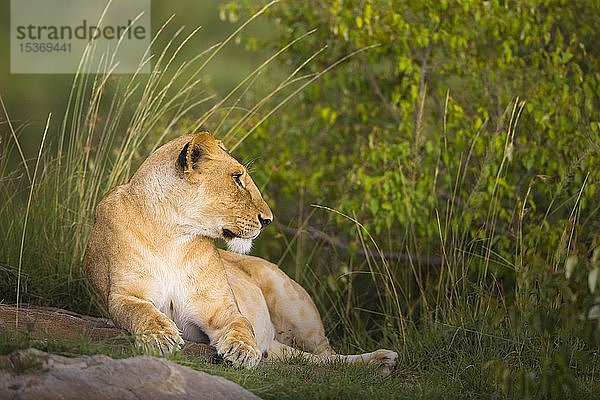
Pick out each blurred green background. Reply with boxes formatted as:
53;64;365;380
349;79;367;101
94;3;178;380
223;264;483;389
0;0;276;154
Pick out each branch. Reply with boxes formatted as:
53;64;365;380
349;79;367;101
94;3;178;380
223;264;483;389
358;53;402;125
274;221;442;267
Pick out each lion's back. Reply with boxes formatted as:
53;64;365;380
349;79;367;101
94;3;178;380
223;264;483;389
84;184;131;302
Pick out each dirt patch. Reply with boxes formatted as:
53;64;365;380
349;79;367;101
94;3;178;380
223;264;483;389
0;304;217;360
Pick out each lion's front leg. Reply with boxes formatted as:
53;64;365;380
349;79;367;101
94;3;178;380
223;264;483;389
109;292;185;355
213;317;262;368
189;284;262;369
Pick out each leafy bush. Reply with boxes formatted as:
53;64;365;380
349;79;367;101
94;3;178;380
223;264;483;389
229;0;599;305
233;0;598;254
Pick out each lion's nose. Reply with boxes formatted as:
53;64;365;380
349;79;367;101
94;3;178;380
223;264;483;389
258;214;272;229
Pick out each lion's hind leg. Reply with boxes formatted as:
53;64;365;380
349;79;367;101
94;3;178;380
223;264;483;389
225;253;335;355
266;340;398;378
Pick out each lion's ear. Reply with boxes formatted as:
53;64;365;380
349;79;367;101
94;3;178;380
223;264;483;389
177;132;219;179
216;139;229;153
177;141;194;172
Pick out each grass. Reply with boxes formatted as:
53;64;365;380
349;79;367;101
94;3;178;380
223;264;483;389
2;320;597;399
1;4;599;400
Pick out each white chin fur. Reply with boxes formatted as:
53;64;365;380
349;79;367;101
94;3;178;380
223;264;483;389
227;237;252;254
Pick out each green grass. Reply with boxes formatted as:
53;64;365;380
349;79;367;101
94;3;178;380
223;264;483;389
1;5;599;400
2;322;598;399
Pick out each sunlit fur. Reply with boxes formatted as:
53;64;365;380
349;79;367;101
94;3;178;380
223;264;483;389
227;237;253;254
84;132;397;375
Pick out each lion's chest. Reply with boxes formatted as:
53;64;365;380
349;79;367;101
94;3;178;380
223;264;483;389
142;247;213;323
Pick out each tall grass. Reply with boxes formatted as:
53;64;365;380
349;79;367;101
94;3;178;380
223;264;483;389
0;1;341;315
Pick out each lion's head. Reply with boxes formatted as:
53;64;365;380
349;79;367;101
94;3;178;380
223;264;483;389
130;131;272;254
173;132;273;253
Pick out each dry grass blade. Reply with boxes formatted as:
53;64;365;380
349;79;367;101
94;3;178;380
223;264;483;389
15;114;51;327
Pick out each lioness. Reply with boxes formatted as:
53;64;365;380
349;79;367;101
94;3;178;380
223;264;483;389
84;131;398;376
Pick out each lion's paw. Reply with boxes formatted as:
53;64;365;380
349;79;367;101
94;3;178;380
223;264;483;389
135;331;185;356
216;334;262;369
369;349;398;378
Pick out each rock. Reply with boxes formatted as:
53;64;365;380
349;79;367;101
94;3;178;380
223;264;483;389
0;348;261;400
0;304;128;343
0;304;217;360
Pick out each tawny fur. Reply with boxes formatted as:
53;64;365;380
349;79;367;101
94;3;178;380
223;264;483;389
84;132;398;376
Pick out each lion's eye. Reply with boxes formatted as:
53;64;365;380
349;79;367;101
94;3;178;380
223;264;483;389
232;173;244;188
